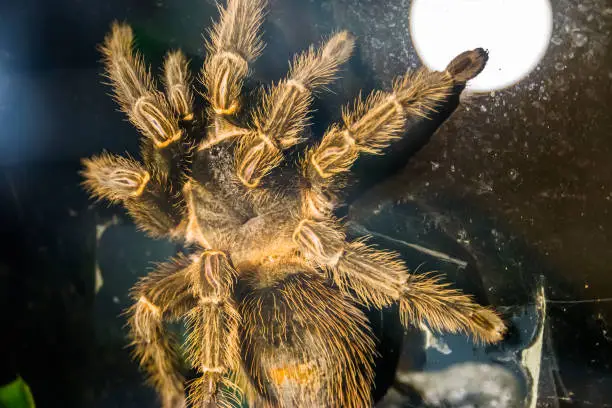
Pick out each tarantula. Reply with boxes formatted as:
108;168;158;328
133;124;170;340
82;0;506;406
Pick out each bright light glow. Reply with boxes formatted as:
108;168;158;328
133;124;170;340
410;0;553;92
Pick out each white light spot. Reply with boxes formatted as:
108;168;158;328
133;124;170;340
410;0;553;92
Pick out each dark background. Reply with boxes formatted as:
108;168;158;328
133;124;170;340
0;0;611;407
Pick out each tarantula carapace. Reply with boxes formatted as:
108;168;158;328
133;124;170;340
82;0;506;406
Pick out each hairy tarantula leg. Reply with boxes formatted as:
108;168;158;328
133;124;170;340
127;257;197;408
185;250;243;407
101;22;189;200
81;153;183;238
343;49;489;205
102;22;182;150
132;255;198;321
200;0;265;121
163;50;194;122
128;298;186;408
300;49;486;219
293;219;403;308
199;0;266;152
337;241;505;344
293;219;506;343
254;30;356;150
399;271;506;344
235;31;355;188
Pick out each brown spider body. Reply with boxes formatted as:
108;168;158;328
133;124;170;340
82;1;505;406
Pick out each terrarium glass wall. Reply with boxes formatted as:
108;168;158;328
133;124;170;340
0;0;610;407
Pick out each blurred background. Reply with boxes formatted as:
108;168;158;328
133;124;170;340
0;0;610;407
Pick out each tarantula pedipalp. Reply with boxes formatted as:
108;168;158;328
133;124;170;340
82;0;506;406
